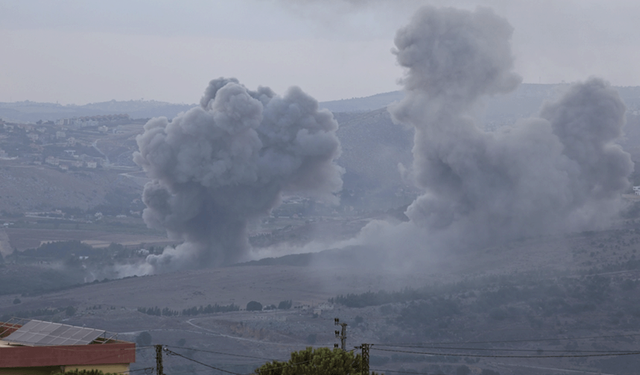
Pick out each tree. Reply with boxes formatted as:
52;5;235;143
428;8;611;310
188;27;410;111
65;306;77;317
278;300;293;310
247;301;263;311
136;331;152;346
255;346;381;375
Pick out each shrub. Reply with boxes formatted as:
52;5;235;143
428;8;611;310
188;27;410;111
246;301;263;311
65;306;77;317
136;331;152;346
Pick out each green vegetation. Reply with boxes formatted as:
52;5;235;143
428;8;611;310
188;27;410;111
246;301;263;311
254;347;381;375
137;303;240;317
182;303;240;315
65;306;77;317
278;300;292;310
1;307;65;322
329;288;424;307
329;267;640;342
135;331;152;346
0;240;153;296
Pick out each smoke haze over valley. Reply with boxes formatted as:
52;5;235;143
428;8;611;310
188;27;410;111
4;2;640;375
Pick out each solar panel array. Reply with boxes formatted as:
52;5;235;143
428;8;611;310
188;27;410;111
4;320;105;346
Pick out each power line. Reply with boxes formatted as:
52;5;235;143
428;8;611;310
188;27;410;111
122;367;154;374
159;344;337;375
376;331;640;346
164;345;276;361
371;347;640;359
253;348;358;373
372;344;634;354
164;348;244;375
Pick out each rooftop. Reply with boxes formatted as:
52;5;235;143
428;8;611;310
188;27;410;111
0;319;135;369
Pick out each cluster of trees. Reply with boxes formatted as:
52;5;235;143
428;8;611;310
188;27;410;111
329;269;640;337
330;289;425;308
182;303;240;315
137;303;240;317
137;306;179;316
250;347;503;375
246;301;263;311
0;307;62;322
1;305;78;322
42;347;502;375
254;347;381;375
137;299;295;316
246;300;294;311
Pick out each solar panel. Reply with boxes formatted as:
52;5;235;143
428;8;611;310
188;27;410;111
4;320;105;346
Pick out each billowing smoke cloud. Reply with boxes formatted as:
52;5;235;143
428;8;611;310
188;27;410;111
388;6;633;249
133;78;343;272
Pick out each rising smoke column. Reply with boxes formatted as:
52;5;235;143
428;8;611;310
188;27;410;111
390;6;633;248
134;78;342;271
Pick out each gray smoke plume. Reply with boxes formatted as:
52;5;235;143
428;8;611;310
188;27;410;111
389;6;633;249
133;78;343;272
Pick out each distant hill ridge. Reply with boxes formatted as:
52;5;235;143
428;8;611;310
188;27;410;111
3;83;640;123
320;83;640;113
0;100;195;123
319;91;404;113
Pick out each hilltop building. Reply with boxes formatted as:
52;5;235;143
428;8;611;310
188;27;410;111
0;319;135;375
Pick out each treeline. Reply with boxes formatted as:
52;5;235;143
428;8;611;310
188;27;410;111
330;270;640;335
0;305;79;322
137;303;240;317
0;307;62;322
329;288;425;308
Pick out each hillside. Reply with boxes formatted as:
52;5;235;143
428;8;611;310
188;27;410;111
2;84;640;374
3;225;640;374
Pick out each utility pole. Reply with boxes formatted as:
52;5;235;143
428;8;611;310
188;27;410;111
155;345;164;375
359;343;370;375
334;318;347;350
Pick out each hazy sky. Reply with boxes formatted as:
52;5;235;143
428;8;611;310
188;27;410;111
1;0;639;105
